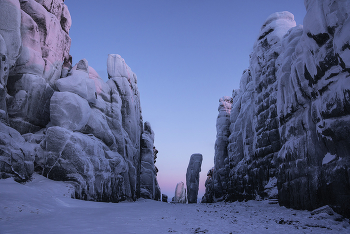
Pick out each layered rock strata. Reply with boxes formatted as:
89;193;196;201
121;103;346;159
186;153;203;203
204;0;350;217
0;0;160;202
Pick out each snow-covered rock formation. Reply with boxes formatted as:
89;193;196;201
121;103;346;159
0;0;160;202
204;0;350;218
173;181;187;203
213;96;232;201
186;153;203;203
140;121;161;200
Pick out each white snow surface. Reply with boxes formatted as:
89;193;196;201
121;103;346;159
1;174;349;234
322;153;337;165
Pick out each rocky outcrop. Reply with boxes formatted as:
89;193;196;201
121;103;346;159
201;168;214;203
186;153;203;203
173;181;187;203
276;0;350;217
0;0;160;203
212;96;232;201
140;121;160;200
204;0;350;218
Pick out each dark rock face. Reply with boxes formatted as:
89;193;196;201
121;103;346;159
204;1;350;218
201;168;214;203
276;0;350;217
0;0;160;203
140;122;160;200
162;194;168;203
186;153;203;203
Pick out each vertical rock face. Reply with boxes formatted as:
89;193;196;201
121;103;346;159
213;96;232;201
140;121;160;200
0;1;160;203
201;168;214;203
186;153;203;203
205;0;350;218
276;0;350;216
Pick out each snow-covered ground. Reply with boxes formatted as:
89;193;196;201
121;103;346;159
1;174;349;234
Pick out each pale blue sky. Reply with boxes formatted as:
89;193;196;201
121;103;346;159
65;0;306;200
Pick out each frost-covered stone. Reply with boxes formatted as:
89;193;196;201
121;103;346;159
0;122;34;181
6;74;54;134
174;181;187;203
212;96;232;201
81;108;115;147
13;10;45;76
0;0;21;68
204;2;350;218
55;60;97;104
50;91;91;131
37;126;130;202
60;4;71;34
210;12;295;203
186;154;203;203
0;1;159;205
107;54;134;79
0;35;9;122
140;122;159;200
19;0;71;82
263;177;278;199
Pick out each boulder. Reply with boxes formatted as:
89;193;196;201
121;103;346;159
55;60;97;104
186;154;203;203
50;91;91;131
36;126;129;202
0;122;34;181
81;108;115;147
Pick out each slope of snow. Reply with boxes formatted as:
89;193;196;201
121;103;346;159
1;174;349;234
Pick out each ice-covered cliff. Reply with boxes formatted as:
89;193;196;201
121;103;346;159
204;0;350;217
0;0;160;202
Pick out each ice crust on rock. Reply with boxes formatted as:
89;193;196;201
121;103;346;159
140;122;161;200
204;2;350;218
0;2;160;203
50;91;91;131
186;153;203;203
174;181;187;203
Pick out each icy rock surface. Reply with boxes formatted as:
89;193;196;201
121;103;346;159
174;181;187;203
205;2;350;218
213;96;232;201
0;1;160;203
186;153;203;203
140;122;160;200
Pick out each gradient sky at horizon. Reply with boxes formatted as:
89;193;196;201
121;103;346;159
65;0;306;200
